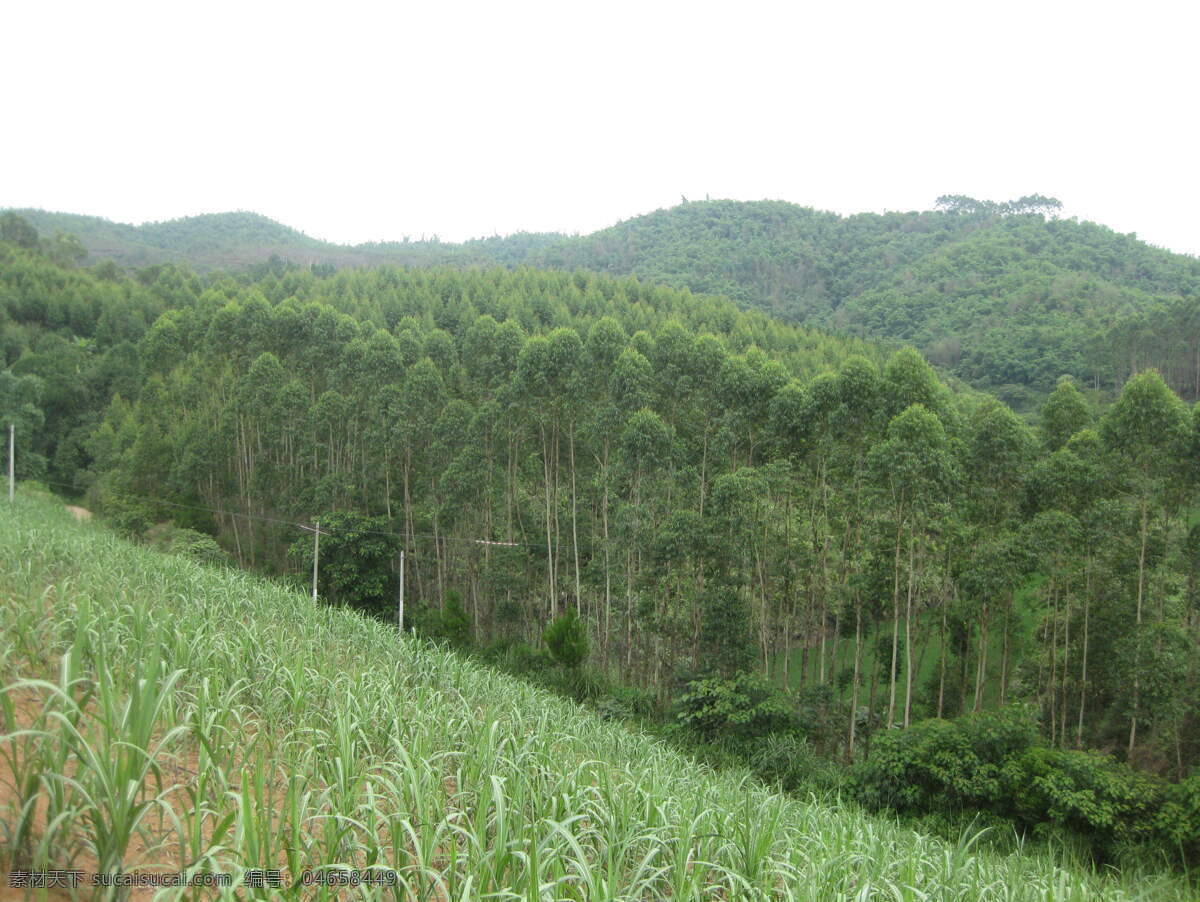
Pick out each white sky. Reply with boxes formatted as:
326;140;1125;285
3;1;1198;255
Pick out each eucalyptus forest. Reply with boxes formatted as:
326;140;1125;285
3;204;1200;879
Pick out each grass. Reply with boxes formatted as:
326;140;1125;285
0;491;1194;900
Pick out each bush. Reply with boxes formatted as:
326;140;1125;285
1157;775;1200;866
166;527;231;566
420;592;470;647
749;733;845;794
504;641;552;676
851;708;1199;867
674;672;796;747
597;686;657;721
1017;747;1166;861
853;708;1039;813
542;612;588;669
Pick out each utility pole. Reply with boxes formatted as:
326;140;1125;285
7;423;13;503
311;520;320;600
397;549;405;632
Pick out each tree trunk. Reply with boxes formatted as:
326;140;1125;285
569;428;581;613
887;521;903;729
903;534;917;728
937;590;948;719
1129;495;1148;758
1077;557;1091;748
973;603;989;712
848;603;863;762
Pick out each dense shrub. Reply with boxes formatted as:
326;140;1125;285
597;686;657;721
748;733;846;794
435;590;471;646
851;709;1200;867
542;612;589;669
674;672;795;747
165;527;231;566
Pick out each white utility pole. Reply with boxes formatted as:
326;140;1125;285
311;520;320;600
397;549;405;632
7;423;13;502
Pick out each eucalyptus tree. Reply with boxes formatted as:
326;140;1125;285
0;369;44;490
964;400;1036;703
830;355;884;753
585;317;629;650
514;327;585;615
396;358;446;597
868;403;956;728
1099;371;1190;757
617;408;674;674
1040;377;1093;451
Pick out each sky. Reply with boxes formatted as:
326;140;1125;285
4;0;1198;255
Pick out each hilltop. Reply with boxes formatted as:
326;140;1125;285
9;207;564;271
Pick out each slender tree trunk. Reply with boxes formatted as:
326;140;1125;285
1049;580;1058;747
570;428;581;612
1129;495;1148;758
887;520;903;729
1000;593;1012;707
937;589;948;719
848;602;863;761
973;604;989;712
903;534;917;728
541;423;556;617
1077;560;1091;748
601;456;611;666
1060;588;1070;747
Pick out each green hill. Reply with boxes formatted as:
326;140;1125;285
8;198;1198;406
530;199;1200;407
1;492;1184;899
3;229;1199;880
8;207;564;270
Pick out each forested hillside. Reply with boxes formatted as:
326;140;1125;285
8;208;563;271
10;198;1199;409
532;198;1200;408
3;213;1200;869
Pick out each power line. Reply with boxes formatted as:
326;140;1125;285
32;478;535;549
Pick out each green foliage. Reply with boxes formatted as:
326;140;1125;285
697;587;756;677
675;672;795;746
0;212;39;250
748;733;845;794
426;589;471;646
288;512;399;617
854;709;1039;813
6;493;1185;898
17;199;1200;404
0;369;46;479
853;710;1200;866
1041;378;1093;450
596;685;656;721
5;210;1200;878
542;611;589;669
164;526;231;566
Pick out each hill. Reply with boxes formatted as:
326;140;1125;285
8;207;564;271
3;231;1199;876
530;199;1200;407
9;200;1199;406
0;492;1184;899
